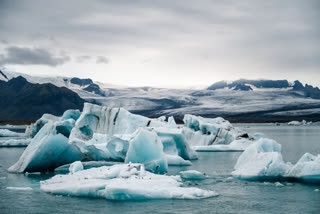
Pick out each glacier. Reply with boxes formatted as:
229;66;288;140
41;163;218;200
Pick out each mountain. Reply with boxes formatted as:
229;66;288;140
0;76;84;121
207;79;320;99
1;70;320;122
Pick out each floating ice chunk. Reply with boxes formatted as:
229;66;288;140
41;163;218;200
6;187;33;191
0;138;31;147
157;116;166;122
182;115;250;146
193;138;254;152
288;121;302;126
9;120;82;173
25;114;60;138
55;161;120;173
285;153;320;184
69;161;84;173
232;138;289;180
155;127;198;160
165;154;192;166
69;103;168;156
315;189;319;192
125;128;168;173
180;170;208;180
0;129;24;137
168;116;177;128
275;182;284;187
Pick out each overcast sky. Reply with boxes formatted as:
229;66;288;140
0;0;319;88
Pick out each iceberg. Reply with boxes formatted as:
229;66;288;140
0;138;31;147
232;138;289;180
9;115;82;173
125;128;168;173
285;153;320;184
69;161;84;173
25;114;60;138
180;170;209;180
232;138;320;184
41;163;218;200
0;129;24;137
165;154;192;166
182;114;254;151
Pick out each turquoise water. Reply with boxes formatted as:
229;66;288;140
1;124;320;214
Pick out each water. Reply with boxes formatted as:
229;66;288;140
1;124;320;214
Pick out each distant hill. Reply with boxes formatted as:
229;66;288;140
0;76;85;121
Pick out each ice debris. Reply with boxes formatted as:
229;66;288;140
180;170;209;180
69;161;84;173
0;129;24;137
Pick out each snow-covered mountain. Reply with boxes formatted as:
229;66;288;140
1;69;320;122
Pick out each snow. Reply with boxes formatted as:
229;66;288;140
232;139;320;184
69;161;84;173
125;128;168;173
41;163;218;200
0;129;24;137
180;170;208;180
0;138;31;147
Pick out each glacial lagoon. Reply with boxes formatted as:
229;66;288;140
0;124;319;214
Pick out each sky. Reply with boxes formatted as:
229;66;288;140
0;0;319;88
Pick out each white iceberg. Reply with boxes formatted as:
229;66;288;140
232;138;289;180
41;163;218;200
0;138;31;147
180;170;208;180
165;154;192;166
285;153;320;184
0;129;24;137
232;138;320;184
69;161;84;173
182;114;254;151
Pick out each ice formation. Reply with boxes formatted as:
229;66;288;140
182;115;255;152
0;129;24;137
180;170;208;180
41;163;218;200
125;128;168;173
232;138;320;184
232;138;289;180
69;161;84;173
0;138;31;147
9;114;82;173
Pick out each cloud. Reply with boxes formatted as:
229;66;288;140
96;56;109;64
76;55;91;63
0;46;70;66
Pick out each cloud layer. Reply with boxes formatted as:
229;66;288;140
0;0;319;87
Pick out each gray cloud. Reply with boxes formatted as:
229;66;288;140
76;55;91;63
96;56;109;64
0;0;319;86
0;46;70;66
